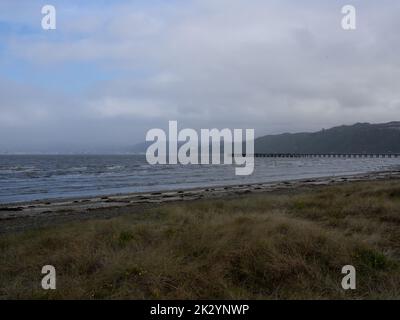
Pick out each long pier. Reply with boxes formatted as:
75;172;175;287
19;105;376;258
252;153;400;158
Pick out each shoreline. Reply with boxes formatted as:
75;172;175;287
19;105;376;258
1;169;400;234
2;172;400;299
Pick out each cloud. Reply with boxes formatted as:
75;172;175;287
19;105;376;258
1;0;400;151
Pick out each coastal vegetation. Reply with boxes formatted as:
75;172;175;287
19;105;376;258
1;179;400;299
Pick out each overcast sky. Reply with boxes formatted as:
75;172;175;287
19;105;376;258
1;0;400;152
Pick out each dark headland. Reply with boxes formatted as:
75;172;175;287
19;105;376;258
254;121;400;154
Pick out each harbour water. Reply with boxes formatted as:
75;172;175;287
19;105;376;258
1;155;400;203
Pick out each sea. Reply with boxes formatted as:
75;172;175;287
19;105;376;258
1;155;400;204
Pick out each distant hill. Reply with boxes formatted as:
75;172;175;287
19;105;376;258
132;122;400;155
255;122;400;154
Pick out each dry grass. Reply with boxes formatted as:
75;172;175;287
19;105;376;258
1;179;400;299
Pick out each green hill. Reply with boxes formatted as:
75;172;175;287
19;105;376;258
255;122;400;154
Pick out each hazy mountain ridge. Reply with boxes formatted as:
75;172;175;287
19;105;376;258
5;122;399;155
255;122;400;154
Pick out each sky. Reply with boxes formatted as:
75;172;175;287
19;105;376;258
1;0;400;153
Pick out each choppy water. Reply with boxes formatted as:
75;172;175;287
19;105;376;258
1;155;400;203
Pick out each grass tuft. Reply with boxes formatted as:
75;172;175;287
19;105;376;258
1;179;400;299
